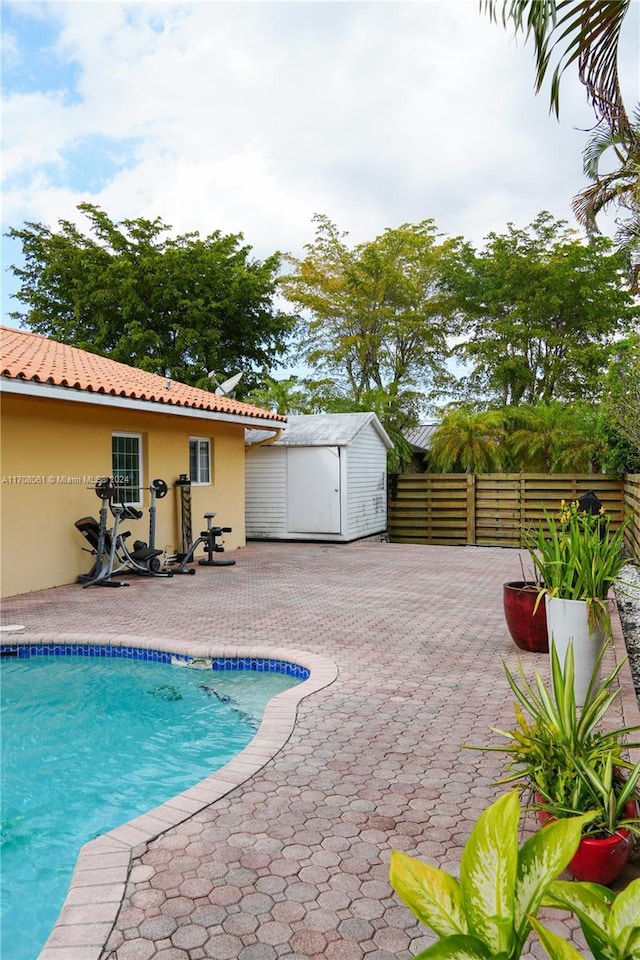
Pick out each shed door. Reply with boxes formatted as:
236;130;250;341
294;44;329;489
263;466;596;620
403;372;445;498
287;447;341;533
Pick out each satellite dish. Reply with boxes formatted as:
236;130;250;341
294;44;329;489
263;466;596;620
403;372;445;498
211;371;243;396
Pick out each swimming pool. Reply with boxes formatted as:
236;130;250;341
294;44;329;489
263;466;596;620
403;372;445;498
0;646;308;960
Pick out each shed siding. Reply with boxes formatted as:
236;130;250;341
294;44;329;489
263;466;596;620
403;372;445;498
245;414;390;542
345;424;388;538
245;446;288;538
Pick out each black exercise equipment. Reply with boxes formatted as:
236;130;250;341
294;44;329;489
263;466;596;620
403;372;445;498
113;502;171;576
132;478;169;558
75;478;173;586
76;478;125;587
174;474;193;562
173;512;235;572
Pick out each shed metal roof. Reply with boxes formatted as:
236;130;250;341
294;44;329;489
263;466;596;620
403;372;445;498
246;413;393;449
404;423;438;451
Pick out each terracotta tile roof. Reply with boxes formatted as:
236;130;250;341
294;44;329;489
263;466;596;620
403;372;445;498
0;326;286;423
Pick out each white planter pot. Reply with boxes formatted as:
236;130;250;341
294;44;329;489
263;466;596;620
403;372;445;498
545;596;607;706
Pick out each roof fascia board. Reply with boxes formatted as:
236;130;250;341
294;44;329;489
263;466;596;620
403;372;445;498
0;377;284;431
368;414;394;450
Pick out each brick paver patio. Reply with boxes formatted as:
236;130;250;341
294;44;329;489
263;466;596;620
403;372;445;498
2;540;638;960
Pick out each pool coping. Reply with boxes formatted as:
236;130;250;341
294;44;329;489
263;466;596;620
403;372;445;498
1;633;338;960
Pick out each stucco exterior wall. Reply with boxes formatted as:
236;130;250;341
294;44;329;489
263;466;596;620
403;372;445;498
0;393;247;597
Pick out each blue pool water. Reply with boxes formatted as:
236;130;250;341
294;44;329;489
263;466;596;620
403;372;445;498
0;654;301;960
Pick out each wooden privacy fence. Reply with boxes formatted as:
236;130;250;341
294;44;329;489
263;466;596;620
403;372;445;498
624;474;640;560
387;473;638;556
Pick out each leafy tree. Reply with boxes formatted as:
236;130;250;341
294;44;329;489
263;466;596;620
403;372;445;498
281;215;461;418
598;419;640;478
6;203;294;388
448;212;636;405
429;407;507;473
599;333;640;475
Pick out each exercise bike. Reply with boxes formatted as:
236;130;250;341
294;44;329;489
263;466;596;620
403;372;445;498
75;478;123;587
75;479;172;586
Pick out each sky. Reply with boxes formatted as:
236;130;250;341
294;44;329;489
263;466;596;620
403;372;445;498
2;0;639;356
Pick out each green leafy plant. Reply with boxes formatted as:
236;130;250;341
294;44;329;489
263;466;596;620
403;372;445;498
476;643;640;837
541;878;640;960
526;499;628;632
389;790;596;960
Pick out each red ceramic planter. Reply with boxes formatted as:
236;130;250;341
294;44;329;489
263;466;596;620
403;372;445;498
502;582;548;653
567;822;635;885
537;799;637;885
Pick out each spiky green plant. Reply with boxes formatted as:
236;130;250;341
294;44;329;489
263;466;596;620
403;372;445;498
525;499;628;632
475;643;640;837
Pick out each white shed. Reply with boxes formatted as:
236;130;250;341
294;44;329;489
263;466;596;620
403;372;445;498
245;413;393;542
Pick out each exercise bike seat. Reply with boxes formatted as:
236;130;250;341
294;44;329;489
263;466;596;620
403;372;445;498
130;544;164;562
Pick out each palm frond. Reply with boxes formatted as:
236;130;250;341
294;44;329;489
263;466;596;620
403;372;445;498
482;1;633;137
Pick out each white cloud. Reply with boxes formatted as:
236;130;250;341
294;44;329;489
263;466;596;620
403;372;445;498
2;0;635;321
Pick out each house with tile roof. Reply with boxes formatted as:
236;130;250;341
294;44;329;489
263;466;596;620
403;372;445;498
0;325;286;596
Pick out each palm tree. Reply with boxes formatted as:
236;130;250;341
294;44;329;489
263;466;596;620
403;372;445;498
572;108;640;290
482;1;633;137
245;376;310;415
429;408;506;473
507;402;602;471
482;1;638;282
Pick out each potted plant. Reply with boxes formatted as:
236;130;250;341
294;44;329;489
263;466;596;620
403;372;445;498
525;499;628;704
477;642;640;885
503;578;548;653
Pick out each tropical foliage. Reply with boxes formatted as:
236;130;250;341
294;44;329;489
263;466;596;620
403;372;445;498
526;500;628;614
389;790;594;960
429;408;505;473
482;2;639;284
573;108;640;291
427;402;603;474
506;402;602;472
541;879;640;960
480;644;640;836
245;376;311;416
481;1;633;136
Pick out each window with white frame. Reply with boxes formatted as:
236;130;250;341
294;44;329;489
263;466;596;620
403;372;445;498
112;433;142;504
189;438;211;485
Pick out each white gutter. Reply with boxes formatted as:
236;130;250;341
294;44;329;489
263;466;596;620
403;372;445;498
0;377;285;431
245;428;285;449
